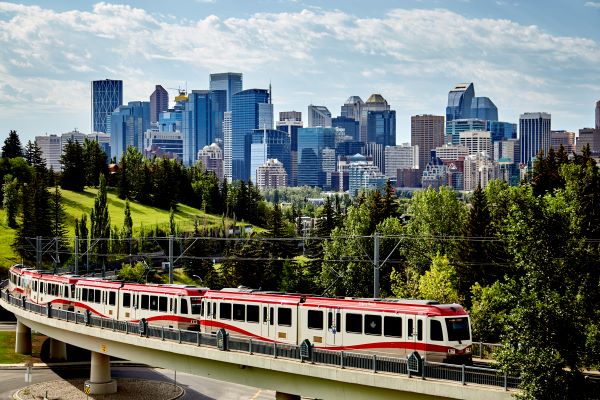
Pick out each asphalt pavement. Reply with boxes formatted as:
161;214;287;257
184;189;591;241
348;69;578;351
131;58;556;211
0;365;276;400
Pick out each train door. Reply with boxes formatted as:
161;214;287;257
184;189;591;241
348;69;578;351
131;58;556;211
204;299;216;334
325;309;341;346
261;305;274;340
407;314;426;359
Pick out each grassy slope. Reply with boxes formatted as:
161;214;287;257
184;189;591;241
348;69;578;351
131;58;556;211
0;331;46;364
0;188;235;271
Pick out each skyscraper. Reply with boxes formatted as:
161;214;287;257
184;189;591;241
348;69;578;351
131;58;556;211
150;85;169;125
297;127;336;188
341;96;365;141
411;115;445;173
596;100;600;131
209;72;243;112
109;101;150;161
332;116;360;142
182;90;213;166
223;111;232;182
307;105;332;127
249;128;291;184
362;94;390;143
231;89;271;181
519;112;551;165
367;110;396;147
486;121;517;143
276;112;303;186
446;83;475;122
91;79;123;134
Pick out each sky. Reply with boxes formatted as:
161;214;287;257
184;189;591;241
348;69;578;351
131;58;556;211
0;0;599;145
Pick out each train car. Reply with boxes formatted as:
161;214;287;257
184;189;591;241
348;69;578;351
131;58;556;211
119;283;207;330
298;297;472;363
74;279;124;318
8;266;78;310
201;289;303;344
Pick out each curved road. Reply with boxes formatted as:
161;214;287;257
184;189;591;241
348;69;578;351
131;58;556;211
0;365;276;400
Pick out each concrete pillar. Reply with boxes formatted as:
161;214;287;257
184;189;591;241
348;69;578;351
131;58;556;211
275;392;300;400
49;338;67;361
85;351;117;394
15;320;32;355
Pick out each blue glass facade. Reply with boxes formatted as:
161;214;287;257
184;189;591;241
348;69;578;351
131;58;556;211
446;119;487;145
486;121;517;142
231;89;271;181
471;97;498;121
210;90;227;145
446;83;498;124
297;127;336;188
332;116;360;141
249;129;291;184
109;101;150;161
92;79;123;134
336;141;364;158
209;72;243;112
182;90;212;166
367;110;396;147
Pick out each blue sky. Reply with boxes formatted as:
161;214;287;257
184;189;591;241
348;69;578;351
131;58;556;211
0;0;599;144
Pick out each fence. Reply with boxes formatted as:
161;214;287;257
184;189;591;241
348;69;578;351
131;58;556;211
0;289;519;390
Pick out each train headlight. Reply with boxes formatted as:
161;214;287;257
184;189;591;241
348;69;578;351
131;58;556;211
447;348;456;355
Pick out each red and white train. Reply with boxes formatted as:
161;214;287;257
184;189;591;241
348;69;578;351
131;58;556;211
6;264;472;363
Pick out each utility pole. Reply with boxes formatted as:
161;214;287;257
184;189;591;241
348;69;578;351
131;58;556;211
36;236;41;269
74;236;79;275
374;232;380;298
168;235;174;284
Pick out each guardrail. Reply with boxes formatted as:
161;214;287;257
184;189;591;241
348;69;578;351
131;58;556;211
1;290;519;390
471;342;503;360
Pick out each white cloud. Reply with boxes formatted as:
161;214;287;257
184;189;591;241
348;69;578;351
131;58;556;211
584;1;600;8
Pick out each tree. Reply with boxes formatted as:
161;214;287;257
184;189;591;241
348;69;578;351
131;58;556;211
83;138;108;187
123;200;133;238
90;174;110;265
60;139;85;192
169;207;176;236
2;175;19;228
24;140;47;176
418;254;463;304
117;153;129;199
117;262;147;282
49;186;68;238
2;130;23;158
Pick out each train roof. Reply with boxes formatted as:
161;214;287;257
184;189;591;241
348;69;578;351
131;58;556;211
301;296;467;316
121;283;207;296
204;289;303;305
76;279;124;289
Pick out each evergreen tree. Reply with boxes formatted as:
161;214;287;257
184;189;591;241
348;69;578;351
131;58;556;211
90;174;110;265
169;207;176;236
2;175;19;228
123;200;133;238
315;196;335;237
24;140;47;176
83;138;108;187
2;130;23;158
381;180;398;220
49;186;68;238
60;139;85;192
117;153;129;199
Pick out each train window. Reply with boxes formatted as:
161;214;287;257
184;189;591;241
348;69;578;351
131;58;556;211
278;308;292;327
181;299;188;314
141;295;149;310
270;307;274;326
33;281;37;292
212;303;216;319
308;310;323;330
233;304;245;321
417;320;423;341
328;312;341;332
430;320;443;341
408;319;414;338
109;292;116;306
123;293;131;307
346;313;362;334
247;305;259;323
71;285;76;298
190;298;202;315
159;297;168;312
82;288;88;301
384;316;402;337
263;307;268;323
95;290;101;303
150;296;159;311
445;317;471;341
220;303;232;320
364;315;382;336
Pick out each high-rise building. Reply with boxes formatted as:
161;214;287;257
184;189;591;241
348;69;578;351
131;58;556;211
446;119;486;145
297;127;336;188
223;112;232;182
150;85;169;125
384;144;419;179
35;134;62;171
576;127;600;155
459;131;492;157
341;96;365;141
307;105;332;128
411;114;445;173
367;110;396;147
144;131;184;160
92;79;123;134
550;130;576;154
109;101;150;161
61;129;86;152
182;90;212;166
209;72;243;112
276;112;303;186
198;143;224;181
463;154;496;191
332;116;359;141
519;112;551;165
256;159;288;190
249;129;291;184
446;83;498;123
596;100;600;131
486;121;517;143
348;154;386;196
362;94;390;143
435;144;470;162
231;89;271;181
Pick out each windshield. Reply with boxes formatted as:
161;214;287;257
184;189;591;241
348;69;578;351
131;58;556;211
445;317;471;341
190;297;202;315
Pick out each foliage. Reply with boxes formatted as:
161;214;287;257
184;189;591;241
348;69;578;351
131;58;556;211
49;186;68;239
468;281;513;342
60;139;85;192
82;138;108;187
417;254;462;304
1;130;23;158
24;140;47;177
2;175;19;228
90;174;110;264
117;262;147;282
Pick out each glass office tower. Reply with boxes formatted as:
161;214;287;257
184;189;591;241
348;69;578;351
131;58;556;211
297;127;336;188
92;79;123;134
209;72;243;112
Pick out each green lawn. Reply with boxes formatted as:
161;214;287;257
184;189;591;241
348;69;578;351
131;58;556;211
0;331;45;364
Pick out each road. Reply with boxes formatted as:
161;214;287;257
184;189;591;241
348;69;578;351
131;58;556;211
0;365;276;400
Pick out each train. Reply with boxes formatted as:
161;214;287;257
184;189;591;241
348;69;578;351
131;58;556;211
6;264;472;363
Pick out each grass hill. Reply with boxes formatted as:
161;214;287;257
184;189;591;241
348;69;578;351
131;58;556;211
0;187;237;272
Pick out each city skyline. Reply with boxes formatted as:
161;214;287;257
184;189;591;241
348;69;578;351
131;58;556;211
0;1;598;144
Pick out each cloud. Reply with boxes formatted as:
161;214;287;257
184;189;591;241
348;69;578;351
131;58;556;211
0;2;598;137
584;1;600;8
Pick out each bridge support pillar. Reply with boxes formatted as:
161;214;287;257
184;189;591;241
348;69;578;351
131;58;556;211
49;338;67;361
275;392;300;400
85;351;117;394
15;320;31;355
